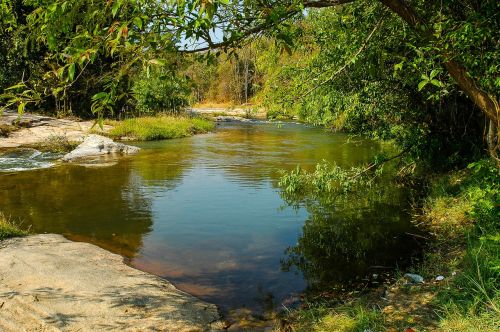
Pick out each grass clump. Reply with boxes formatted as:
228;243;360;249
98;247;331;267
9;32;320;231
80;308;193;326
0;124;16;137
285;301;384;332
29;135;79;153
107;116;215;141
0;213;28;240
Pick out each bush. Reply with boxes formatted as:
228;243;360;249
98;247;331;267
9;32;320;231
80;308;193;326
132;68;190;115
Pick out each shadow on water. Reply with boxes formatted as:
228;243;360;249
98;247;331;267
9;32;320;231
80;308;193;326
281;184;424;294
0;122;424;322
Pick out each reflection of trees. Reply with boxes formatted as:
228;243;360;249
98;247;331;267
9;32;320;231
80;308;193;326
0;164;154;257
131;140;194;188
281;182;422;289
208;123;385;184
0;142;193;258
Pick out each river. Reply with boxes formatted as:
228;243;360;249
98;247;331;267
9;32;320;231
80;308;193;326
0;122;422;317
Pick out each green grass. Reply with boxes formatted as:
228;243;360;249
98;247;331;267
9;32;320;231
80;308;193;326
0;213;28;240
286;301;384;332
107;116;215;141
429;161;499;329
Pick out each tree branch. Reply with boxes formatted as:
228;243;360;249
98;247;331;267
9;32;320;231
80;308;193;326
294;14;385;101
378;0;499;125
303;0;356;8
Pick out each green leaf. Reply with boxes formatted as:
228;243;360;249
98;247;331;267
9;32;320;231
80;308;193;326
149;59;165;66
18;102;25;115
430;79;442;87
133;17;142;29
5;83;26;91
92;92;108;101
68;63;76;81
418;80;428;91
430;69;439;80
111;2;120;17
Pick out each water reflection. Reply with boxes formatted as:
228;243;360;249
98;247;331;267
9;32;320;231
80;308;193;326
0;122;420;315
0;163;156;257
281;185;423;290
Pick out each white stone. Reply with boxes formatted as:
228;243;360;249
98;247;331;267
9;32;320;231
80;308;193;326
404;273;424;284
62;134;140;162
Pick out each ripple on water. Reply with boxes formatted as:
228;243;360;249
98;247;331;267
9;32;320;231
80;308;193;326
0;149;62;172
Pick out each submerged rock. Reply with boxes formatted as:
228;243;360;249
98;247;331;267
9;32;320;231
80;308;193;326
62;134;139;162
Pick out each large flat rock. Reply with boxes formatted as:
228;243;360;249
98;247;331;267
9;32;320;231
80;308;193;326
0;110;111;149
0;234;224;331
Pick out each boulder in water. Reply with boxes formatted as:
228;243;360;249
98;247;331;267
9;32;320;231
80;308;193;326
62;134;139;162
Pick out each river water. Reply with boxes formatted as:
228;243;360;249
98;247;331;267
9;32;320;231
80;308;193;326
0;122;422;315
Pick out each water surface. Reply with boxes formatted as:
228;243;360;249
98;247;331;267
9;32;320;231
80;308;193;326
0;122;421;314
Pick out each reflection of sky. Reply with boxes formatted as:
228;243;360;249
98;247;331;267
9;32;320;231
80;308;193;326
133;165;308;311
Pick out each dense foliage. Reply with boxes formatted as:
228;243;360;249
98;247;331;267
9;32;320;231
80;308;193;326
1;1;498;161
188;0;498;167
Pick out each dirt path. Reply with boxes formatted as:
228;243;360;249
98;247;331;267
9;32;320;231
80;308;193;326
0;234;225;331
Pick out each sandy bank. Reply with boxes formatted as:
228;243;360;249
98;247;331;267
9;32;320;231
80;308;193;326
0;234;225;331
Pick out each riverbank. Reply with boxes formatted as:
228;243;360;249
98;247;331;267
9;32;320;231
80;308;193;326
0;110;111;149
0;111;216;151
0;233;225;331
278;160;499;331
189;104;267;120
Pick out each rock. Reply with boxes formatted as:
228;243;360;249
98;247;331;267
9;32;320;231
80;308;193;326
435;275;445;281
214;115;252;123
1;110;112;149
62;134;139;162
0;234;224;331
404;273;424;284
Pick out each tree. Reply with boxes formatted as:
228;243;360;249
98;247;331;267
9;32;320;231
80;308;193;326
1;0;497;156
178;0;499;156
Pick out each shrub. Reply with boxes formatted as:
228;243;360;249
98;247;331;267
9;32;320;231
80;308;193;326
132;68;190;115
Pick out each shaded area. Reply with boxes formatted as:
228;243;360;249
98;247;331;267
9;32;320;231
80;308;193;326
282;189;424;291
